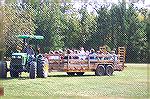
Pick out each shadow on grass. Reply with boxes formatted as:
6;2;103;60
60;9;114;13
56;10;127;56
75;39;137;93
0;74;114;80
48;74;96;78
0;75;97;80
0;77;30;80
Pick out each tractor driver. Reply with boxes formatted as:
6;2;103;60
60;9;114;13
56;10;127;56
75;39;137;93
23;44;35;55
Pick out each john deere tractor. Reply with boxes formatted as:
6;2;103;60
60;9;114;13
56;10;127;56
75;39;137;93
0;35;49;79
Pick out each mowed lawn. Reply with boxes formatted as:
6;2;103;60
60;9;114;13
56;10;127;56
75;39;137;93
0;64;149;98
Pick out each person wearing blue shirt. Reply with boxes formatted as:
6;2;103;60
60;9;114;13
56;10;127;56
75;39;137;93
89;49;97;60
23;45;35;55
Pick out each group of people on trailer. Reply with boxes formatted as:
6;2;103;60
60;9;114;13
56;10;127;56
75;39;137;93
15;43;118;61
45;47;118;61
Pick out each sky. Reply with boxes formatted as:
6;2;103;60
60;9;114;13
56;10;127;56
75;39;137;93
0;0;150;10
72;0;150;11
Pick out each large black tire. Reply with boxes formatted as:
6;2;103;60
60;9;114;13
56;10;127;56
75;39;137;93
10;70;19;78
10;64;19;78
76;72;84;76
29;61;37;79
37;59;48;78
67;72;75;76
0;61;7;78
106;65;114;76
95;65;105;76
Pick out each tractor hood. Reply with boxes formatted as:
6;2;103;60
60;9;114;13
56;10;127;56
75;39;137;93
11;53;28;66
12;53;27;57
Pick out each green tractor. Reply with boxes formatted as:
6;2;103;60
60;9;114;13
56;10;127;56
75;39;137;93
0;35;49;79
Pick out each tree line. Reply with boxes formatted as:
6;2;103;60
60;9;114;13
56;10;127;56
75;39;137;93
0;0;149;63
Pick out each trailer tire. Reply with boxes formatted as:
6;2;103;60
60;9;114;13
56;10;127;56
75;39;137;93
67;72;75;76
76;72;84;76
95;65;105;76
106;65;114;76
29;61;37;79
0;61;7;78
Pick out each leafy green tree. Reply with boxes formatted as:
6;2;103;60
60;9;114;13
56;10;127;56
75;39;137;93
33;1;64;52
60;1;82;49
78;6;90;47
89;6;111;50
109;2;127;49
125;4;144;62
144;12;150;63
61;15;81;49
1;3;35;57
0;5;4;59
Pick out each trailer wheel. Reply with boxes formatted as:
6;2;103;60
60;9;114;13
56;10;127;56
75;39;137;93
76;72;84;76
67;72;75;76
29;61;37;79
0;61;7;78
106;65;114;76
95;65;105;76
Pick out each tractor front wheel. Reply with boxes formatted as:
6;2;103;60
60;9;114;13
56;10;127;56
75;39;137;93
29;61;37;79
95;65;105;76
0;61;7;78
10;65;19;78
10;70;19;78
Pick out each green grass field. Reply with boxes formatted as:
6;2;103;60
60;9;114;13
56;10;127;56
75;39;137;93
0;64;149;98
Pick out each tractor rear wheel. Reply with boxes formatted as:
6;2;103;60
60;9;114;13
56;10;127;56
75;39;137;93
67;72;75;76
29;61;37;79
76;72;84;76
106;65;114;76
37;59;48;78
0;61;7;78
95;65;105;76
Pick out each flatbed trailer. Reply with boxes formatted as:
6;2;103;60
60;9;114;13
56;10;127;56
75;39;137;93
46;47;126;76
